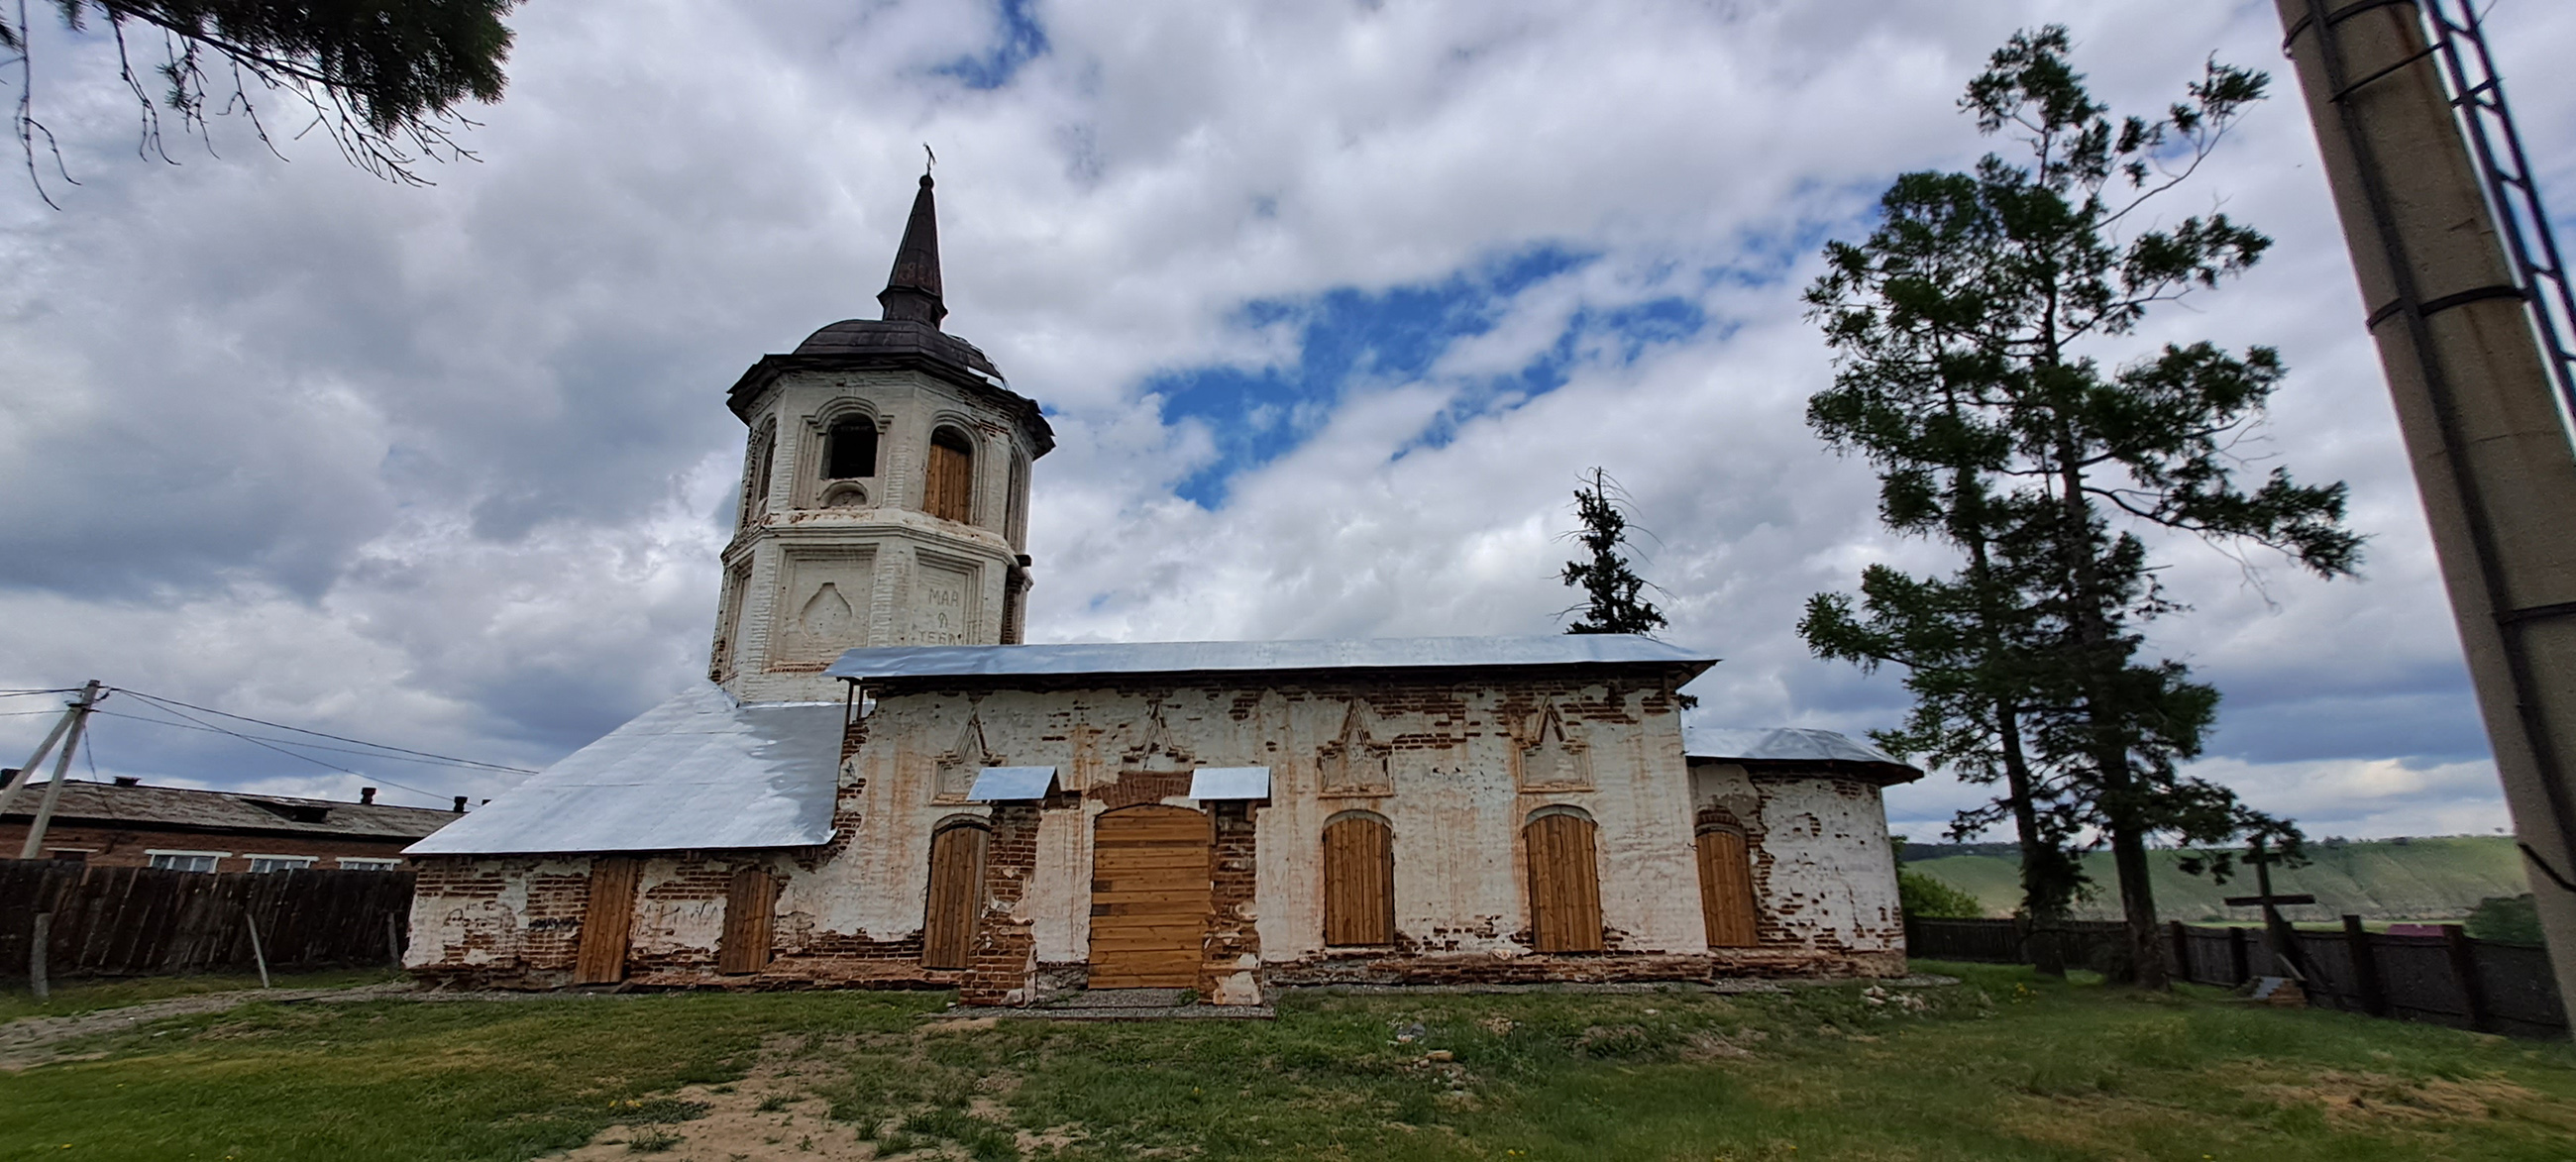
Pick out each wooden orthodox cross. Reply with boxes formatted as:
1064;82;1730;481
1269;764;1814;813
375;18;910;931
2221;839;2315;978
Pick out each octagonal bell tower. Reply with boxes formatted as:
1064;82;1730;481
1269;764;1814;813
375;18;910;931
711;172;1052;702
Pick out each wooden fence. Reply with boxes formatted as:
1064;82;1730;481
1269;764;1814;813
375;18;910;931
1904;915;2135;974
0;859;414;983
1908;915;2568;1039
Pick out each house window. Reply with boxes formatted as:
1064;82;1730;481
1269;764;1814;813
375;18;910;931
1322;811;1395;947
1523;806;1604;953
924;427;975;523
920;818;991;971
247;855;317;874
1696;824;1760;948
46;849;88;864
147;850;227;873
339;857;404;871
825;416;879;479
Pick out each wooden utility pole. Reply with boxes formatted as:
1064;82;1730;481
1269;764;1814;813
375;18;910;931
2275;0;2576;1015
13;681;103;860
0;693;81;819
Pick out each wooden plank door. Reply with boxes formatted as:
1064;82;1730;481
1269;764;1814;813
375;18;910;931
574;856;642;985
921;824;990;970
1088;805;1211;988
1697;828;1760;948
1322;813;1395;947
717;867;777;974
1525;811;1604;953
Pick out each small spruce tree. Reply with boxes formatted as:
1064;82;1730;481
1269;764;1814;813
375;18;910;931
1560;468;1668;636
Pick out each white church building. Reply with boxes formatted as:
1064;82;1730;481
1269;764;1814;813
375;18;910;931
402;175;1918;1004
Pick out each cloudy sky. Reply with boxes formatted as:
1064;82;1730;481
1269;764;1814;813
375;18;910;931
3;0;2570;848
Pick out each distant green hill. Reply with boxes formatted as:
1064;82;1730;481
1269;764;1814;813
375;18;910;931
1903;835;2529;922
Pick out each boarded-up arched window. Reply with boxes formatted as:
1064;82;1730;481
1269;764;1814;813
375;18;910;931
743;419;777;525
1524;806;1603;953
825;416;879;479
718;867;777;974
1697;824;1759;948
1322;811;1394;947
921;818;990;970
1006;452;1030;548
925;427;975;523
574;856;642;985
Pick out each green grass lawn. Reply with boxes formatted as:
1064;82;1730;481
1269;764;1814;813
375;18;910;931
1;963;2570;1161
0;967;403;1022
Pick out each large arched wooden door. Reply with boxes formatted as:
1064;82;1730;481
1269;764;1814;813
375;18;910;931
1322;811;1395;947
921;820;991;970
1088;805;1211;987
1524;808;1604;953
1696;825;1759;948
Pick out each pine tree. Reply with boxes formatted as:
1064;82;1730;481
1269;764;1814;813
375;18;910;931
1801;27;2362;986
1560;468;1668;637
6;0;519;203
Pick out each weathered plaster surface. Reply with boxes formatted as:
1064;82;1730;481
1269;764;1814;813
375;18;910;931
409;674;1910;994
1692;760;1905;973
717;367;1039;703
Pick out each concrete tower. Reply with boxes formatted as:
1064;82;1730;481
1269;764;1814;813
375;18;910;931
711;174;1051;702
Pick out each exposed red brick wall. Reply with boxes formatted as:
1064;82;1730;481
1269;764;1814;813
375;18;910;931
1198;800;1260;1002
958;802;1039;1004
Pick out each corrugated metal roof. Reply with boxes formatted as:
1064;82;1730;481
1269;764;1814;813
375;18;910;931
968;767;1057;801
1683;726;1922;782
0;780;460;840
406;684;842;856
1189;767;1271;799
827;634;1715;683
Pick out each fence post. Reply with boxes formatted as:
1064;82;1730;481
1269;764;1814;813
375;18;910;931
2440;924;2489;1032
2167;921;2189;983
244;911;269;990
2227;926;2250;985
2343;914;2388;1016
28;912;49;1003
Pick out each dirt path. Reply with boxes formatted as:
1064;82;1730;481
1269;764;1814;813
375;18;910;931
547;1034;880;1162
0;983;615;1070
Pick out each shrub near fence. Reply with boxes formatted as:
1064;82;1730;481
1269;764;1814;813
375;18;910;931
0;859;414;983
1906;915;2568;1039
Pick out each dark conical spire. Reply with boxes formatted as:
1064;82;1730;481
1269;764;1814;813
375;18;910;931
877;173;946;328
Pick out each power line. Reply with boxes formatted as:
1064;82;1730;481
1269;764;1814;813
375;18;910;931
89;696;478;808
91;709;534;774
110;687;538;774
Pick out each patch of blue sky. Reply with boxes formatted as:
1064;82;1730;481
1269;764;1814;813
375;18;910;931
1149;244;1730;507
937;0;1049;91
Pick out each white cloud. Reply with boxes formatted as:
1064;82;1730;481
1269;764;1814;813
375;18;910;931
3;0;2564;838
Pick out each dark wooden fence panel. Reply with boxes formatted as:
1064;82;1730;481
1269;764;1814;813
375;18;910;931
1903;917;2131;971
2476;943;2568;1040
2369;935;2471;1025
1952;913;2568;1040
0;859;412;983
2177;927;2246;987
1905;917;2023;963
